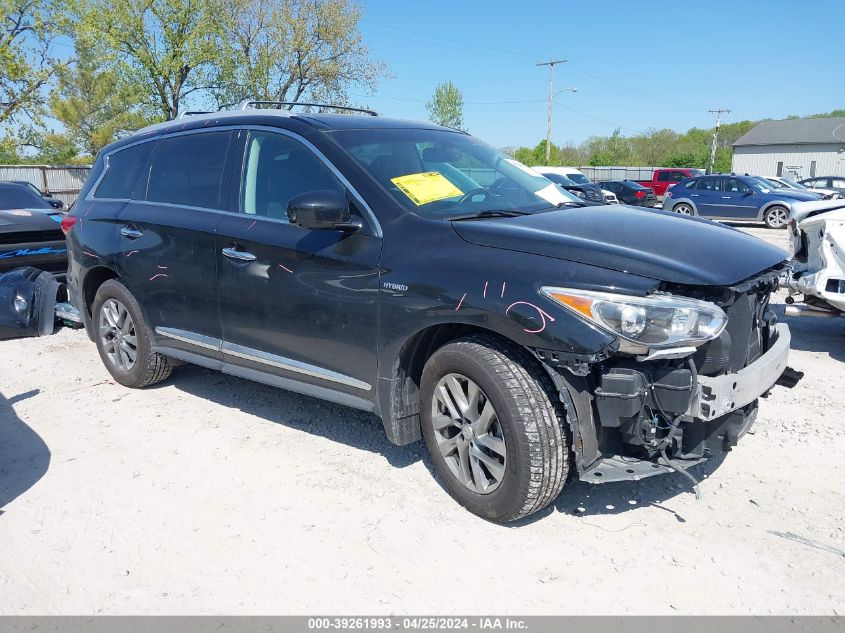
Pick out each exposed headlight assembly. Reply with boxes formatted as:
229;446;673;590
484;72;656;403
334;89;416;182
541;287;728;353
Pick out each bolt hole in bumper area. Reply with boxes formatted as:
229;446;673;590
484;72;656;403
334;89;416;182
582;323;802;484
0;266;82;341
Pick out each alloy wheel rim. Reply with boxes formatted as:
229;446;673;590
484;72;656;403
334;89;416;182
98;298;138;372
768;208;787;227
431;373;507;494
676;204;692;215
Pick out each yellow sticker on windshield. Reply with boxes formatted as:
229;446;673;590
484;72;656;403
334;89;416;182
390;171;463;206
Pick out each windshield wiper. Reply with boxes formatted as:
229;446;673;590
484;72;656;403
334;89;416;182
448;209;526;221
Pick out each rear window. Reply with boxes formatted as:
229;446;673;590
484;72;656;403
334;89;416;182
0;185;50;210
94;141;156;200
146;132;231;209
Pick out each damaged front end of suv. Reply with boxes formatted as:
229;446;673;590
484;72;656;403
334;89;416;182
540;268;798;491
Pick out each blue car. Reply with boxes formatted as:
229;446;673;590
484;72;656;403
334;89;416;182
662;174;818;229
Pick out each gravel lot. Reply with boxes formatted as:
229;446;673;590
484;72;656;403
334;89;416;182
1;223;843;615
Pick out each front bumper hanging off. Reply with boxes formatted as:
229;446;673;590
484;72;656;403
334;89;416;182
689;323;790;421
580;323;799;484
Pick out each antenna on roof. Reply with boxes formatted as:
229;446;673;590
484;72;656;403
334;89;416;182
235;99;378;117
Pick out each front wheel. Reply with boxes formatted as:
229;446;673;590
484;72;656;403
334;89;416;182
764;205;788;229
420;335;571;522
672;203;694;216
92;279;172;388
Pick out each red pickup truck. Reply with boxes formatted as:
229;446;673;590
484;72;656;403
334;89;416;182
635;168;705;199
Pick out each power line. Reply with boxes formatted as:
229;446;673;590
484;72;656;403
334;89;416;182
537;60;569;162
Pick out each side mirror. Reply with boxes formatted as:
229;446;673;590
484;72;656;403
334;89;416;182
287;190;362;232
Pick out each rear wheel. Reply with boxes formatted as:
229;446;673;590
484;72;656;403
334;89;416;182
764;205;788;229
420;335;571;522
672;203;694;216
92;279;172;388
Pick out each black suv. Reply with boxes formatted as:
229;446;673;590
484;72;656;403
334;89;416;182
60;102;797;521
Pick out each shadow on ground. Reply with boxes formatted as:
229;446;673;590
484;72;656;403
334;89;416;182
776;304;845;363
0;389;50;513
165;364;419;469
163;365;738;523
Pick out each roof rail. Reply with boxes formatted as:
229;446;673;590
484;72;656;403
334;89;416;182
236;99;378;117
178;110;213;119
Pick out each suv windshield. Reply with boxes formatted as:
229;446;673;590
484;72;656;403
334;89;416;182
331;128;567;219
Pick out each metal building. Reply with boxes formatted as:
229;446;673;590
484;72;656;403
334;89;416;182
731;116;845;180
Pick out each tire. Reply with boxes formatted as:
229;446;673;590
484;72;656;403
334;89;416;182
672;203;694;216
420;335;571;522
92;279;172;388
764;205;788;229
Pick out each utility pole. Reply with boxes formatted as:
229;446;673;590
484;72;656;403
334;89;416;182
707;108;731;174
537;59;566;163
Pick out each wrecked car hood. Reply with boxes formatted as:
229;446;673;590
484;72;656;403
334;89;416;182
0;208;64;232
452;205;787;286
789;199;845;224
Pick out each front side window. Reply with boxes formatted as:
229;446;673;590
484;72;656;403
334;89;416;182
331;128;568;220
724;178;753;193
240;132;346;221
832;179;845;188
657;171;674;182
94;141;156;200
146;132;231;209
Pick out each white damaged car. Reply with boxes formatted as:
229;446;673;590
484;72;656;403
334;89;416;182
785;199;845;316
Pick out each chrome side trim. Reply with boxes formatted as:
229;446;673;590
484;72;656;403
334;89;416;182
155;327;222;352
221;341;371;391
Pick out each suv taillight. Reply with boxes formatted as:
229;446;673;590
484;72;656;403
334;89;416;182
60;216;78;235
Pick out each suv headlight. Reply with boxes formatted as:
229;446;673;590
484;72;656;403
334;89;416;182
541;287;727;353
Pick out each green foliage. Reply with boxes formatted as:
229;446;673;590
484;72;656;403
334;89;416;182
210;0;388;110
74;0;223;121
0;0;69;124
511;110;842;170
51;46;155;156
425;81;464;131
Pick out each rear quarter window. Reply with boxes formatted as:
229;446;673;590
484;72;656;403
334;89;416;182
94;141;156;200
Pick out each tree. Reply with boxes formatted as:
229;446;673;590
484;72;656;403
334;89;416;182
425;81;464;130
210;0;387;109
1;0;68;124
51;46;153;156
75;0;223;120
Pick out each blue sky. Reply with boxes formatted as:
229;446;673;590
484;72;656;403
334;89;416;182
353;0;845;148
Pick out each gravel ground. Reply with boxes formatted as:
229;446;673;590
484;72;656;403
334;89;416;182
0;223;843;615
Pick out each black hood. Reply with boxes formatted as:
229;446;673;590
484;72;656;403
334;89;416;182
452;205;787;286
0;208;63;234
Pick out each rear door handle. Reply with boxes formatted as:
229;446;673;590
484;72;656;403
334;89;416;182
120;226;143;239
222;247;257;262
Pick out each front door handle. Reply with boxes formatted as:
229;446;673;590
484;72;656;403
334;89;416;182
120;226;143;239
222;247;257;262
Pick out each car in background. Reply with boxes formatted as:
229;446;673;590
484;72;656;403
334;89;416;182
553;166;620;204
598;180;657;207
5;180;65;210
663;174;818;228
800;176;845;198
533;167;616;204
0;183;67;276
763;176;841;199
633;168;705;200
